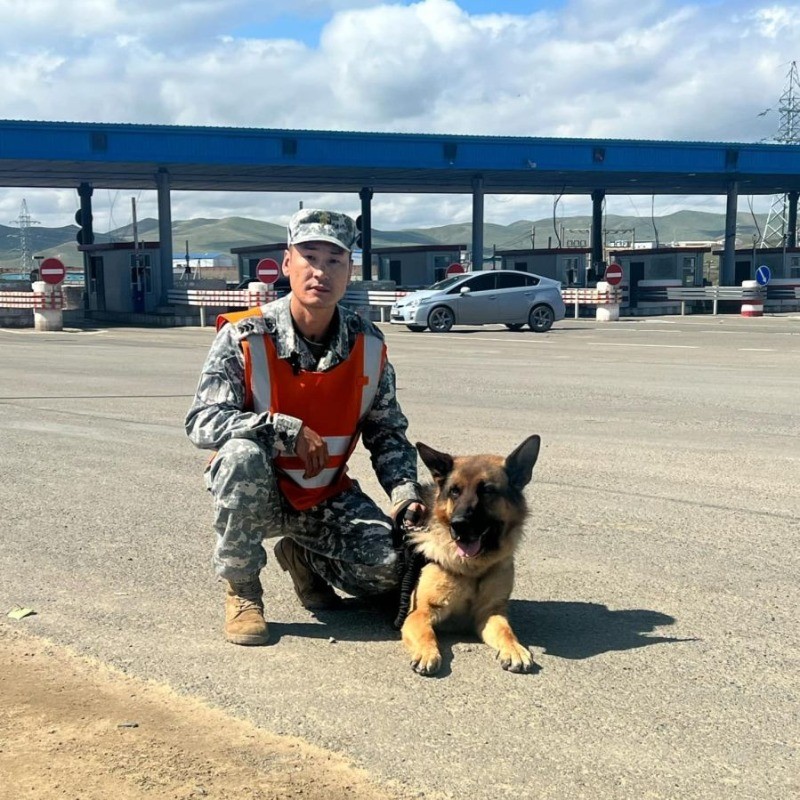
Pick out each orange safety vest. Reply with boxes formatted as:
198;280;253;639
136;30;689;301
218;308;386;510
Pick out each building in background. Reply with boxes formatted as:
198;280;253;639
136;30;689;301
607;246;711;311
371;244;467;287
495;247;592;285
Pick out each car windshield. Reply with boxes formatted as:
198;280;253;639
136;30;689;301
428;275;467;290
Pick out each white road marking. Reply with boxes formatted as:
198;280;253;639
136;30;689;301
738;348;774;352
0;328;107;335
598;343;698;349
393;333;555;344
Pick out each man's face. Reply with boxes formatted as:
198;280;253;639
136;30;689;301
282;241;352;311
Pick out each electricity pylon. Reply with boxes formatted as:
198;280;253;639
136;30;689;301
760;61;800;247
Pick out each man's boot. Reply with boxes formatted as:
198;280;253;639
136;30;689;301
225;577;269;646
273;538;342;611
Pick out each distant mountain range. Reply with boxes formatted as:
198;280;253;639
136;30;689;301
0;210;771;269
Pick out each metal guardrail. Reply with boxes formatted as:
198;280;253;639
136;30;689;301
167;287;277;326
665;286;764;316
0;289;65;310
561;287;624;319
341;289;408;321
766;284;800;300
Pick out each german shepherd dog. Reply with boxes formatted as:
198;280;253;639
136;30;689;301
400;435;541;675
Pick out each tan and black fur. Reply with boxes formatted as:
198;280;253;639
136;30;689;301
401;435;541;675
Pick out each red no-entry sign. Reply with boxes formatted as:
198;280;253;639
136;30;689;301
604;263;623;286
255;258;281;284
39;257;66;285
445;262;465;276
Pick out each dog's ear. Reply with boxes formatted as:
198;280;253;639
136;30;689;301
504;435;541;490
416;442;454;486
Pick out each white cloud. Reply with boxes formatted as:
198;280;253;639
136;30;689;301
0;0;796;229
752;5;797;38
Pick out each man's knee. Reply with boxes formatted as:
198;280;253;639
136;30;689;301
207;438;278;507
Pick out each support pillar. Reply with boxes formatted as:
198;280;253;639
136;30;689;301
787;190;798;248
471;175;484;270
722;182;738;285
32;281;63;332
590;189;605;285
359;187;373;282
156;168;173;306
77;182;94;309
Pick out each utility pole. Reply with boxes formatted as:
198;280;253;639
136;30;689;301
761;61;800;247
9;199;40;273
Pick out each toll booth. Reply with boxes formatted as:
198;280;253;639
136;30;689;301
607;247;710;310
710;246;800;284
230;243;286;283
78;241;162;314
496;248;591;285
372;245;467;287
711;246;800;311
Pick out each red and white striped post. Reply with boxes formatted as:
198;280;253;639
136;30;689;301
740;280;763;317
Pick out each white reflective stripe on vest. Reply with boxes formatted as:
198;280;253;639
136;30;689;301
247;335;271;414
325;435;352;456
279;467;340;489
360;334;384;419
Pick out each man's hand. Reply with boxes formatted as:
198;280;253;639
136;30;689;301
400;502;427;531
294;425;329;478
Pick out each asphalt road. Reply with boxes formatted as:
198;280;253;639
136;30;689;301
1;313;799;799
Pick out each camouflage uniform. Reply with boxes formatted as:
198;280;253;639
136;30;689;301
185;294;422;597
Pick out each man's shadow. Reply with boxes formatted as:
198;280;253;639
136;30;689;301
268;597;690;670
268;596;403;645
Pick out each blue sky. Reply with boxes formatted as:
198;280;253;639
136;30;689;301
0;0;797;231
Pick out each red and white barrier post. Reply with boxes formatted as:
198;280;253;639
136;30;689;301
32;258;66;331
740;280;763;318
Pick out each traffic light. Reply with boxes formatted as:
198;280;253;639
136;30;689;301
75;208;95;245
354;215;363;249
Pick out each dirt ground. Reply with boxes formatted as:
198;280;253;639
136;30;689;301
0;626;406;800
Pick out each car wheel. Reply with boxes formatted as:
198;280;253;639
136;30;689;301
505;323;524;331
529;305;555;333
406;325;426;332
427;306;455;333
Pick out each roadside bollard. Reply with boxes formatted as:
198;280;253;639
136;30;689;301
32;280;63;332
595;281;620;322
740;280;763;318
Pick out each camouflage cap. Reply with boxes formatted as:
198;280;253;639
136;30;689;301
287;208;358;253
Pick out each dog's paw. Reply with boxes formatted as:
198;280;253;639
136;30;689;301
498;642;536;673
410;649;442;676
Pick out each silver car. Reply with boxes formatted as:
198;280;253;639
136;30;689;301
389;270;566;333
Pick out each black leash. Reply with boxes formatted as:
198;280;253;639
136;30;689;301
390;503;429;631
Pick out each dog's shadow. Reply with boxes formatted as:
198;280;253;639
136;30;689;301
268;598;689;672
509;599;692;660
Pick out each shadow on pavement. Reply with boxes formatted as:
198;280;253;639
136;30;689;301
510;599;693;660
267;598;691;667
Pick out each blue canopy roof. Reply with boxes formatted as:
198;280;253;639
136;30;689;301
0;119;798;196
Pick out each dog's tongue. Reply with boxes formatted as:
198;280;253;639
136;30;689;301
456;540;481;558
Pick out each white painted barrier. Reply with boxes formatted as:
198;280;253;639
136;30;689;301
740;280;763;317
593;282;620;322
31;281;64;331
167;283;276;326
0;285;65;330
561;286;624;320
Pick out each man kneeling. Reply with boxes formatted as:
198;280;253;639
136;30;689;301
185;208;424;645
